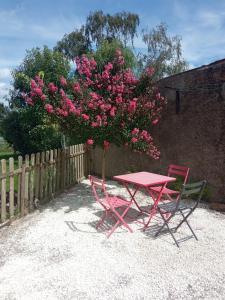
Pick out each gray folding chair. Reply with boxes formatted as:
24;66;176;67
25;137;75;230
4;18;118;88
155;180;207;247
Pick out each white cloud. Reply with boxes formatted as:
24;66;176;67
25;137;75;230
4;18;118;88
198;11;225;29
0;68;11;80
0;9;24;38
171;2;225;66
0;7;83;41
30;17;83;41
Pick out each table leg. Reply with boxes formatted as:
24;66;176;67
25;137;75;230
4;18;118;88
143;182;167;230
124;183;143;212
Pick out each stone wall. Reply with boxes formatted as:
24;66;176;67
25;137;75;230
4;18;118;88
91;59;225;202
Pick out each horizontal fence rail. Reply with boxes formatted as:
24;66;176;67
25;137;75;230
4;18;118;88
0;144;88;226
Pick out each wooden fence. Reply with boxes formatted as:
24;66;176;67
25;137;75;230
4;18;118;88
0;144;87;227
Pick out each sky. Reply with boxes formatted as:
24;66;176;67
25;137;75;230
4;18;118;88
1;0;225;103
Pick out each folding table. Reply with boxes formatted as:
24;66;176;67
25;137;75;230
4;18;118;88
113;171;176;229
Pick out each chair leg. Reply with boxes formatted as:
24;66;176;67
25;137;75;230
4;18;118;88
96;211;107;229
154;220;166;237
113;205;133;233
107;219;121;238
155;212;180;247
176;210;198;241
107;205;133;238
163;219;180;248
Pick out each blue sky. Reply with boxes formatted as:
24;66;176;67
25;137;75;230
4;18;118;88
1;0;225;103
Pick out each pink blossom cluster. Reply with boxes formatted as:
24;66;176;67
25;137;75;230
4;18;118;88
25;49;166;160
23;76;47;105
130;128;160;159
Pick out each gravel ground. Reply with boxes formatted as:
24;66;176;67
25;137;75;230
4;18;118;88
0;179;225;300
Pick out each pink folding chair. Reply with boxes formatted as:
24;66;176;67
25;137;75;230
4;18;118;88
89;175;133;238
150;164;190;201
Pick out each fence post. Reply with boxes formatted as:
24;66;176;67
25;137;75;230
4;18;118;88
1;159;7;223
29;154;35;211
20;164;26;217
25;155;29;214
49;150;54;199
40;152;45;203
34;153;40;205
74;145;78;182
80;144;84;179
54;149;59;194
17;156;23;214
45;151;50;200
9;158;14;219
61;149;66;190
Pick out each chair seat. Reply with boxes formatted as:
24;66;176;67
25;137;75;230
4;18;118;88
158;201;192;213
100;195;130;209
150;186;180;195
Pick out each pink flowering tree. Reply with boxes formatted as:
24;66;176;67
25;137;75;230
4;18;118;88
23;50;166;179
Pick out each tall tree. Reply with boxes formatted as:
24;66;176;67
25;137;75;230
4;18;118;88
85;11;140;46
54;26;90;60
2;46;70;154
139;23;188;79
55;10;139;60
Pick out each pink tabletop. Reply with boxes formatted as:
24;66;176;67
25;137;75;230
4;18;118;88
113;171;176;187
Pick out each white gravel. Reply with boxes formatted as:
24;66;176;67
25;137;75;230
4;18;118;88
0;179;225;300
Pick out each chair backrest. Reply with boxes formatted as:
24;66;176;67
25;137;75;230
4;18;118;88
176;180;207;210
168;164;190;184
89;175;108;209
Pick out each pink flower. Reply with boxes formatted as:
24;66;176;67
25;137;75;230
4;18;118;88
131;137;138;143
100;104;105;111
128;100;137;113
35;75;44;88
55;108;68;116
45;104;54;113
141;130;148;139
33;87;43;96
156;92;161;100
91;122;98;127
60;76;67;86
60;89;66;98
88;102;94;109
102;70;110;80
41;94;47;101
110;107;116;117
30;79;37;89
132;128;139;135
26;97;34;106
48;83;58;93
103;140;110;149
82;114;90;121
87;139;94;145
90;92;99;100
105;63;113;71
115;95;123;104
73;82;81;93
90;59;97;69
96;115;101;122
152;118;159;125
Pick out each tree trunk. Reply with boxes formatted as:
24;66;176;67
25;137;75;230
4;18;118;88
102;148;106;180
